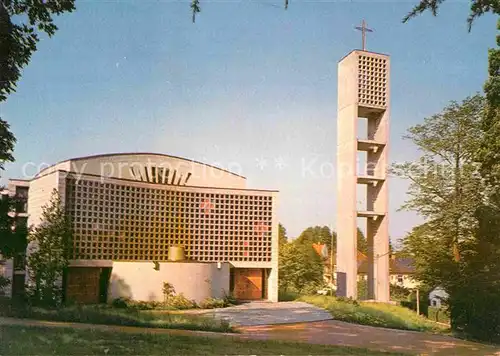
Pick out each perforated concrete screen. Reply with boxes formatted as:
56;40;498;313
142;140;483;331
358;54;388;108
65;175;274;263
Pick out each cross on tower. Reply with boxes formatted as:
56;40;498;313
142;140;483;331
355;19;373;51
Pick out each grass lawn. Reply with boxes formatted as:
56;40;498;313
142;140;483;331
0;325;402;355
300;295;448;333
0;302;232;333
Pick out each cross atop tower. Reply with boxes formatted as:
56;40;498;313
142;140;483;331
355;19;373;51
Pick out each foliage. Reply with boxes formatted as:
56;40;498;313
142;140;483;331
0;325;397;356
395;95;485;282
403;0;500;30
166;293;197;310
300;295;446;333
222;291;238;306
26;190;71;306
0;193;28;259
357;229;367;255
279;239;324;293
0;275;10;295
357;279;367;300
480;20;500;186
395;95;500;342
0;0;75;101
0;301;233;333
278;223;288;245
0;0;75;168
294;225;335;247
199;297;227;309
278;289;301;301
111;297;129;309
0;121;15;171
162;282;175;303
389;284;411;302
428;306;450;324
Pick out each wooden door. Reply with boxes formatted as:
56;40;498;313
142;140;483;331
65;267;101;304
233;268;263;300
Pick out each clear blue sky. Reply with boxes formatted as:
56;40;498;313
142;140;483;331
0;1;496;243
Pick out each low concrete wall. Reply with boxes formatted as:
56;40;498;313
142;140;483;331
108;261;230;303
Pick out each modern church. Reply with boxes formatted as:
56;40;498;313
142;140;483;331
7;153;279;304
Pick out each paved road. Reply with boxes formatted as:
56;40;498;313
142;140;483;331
1;314;499;355
240;319;500;355
198;301;333;326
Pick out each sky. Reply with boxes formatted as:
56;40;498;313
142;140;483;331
0;0;497;244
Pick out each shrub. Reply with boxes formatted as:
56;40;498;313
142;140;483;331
222;291;238;306
357;280;367;300
390;284;411;301
279;289;300;301
166;293;197;310
199;297;226;309
0;276;10;295
127;300;164;310
162;282;175;302
111;297;129;309
428;307;450;324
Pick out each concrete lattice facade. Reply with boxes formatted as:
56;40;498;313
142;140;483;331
336;50;390;301
23;153;279;303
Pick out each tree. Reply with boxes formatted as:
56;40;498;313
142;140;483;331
357;228;367;255
395;96;500;341
279;225;327;293
479;21;500;186
278;223;288;246
295;226;336;248
403;0;500;30
394;95;485;264
0;0;75;101
0;0;75;170
279;241;324;293
0;194;28;259
27;189;72;306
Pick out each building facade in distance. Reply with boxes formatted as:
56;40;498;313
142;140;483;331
13;153;279;304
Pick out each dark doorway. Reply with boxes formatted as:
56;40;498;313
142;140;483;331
99;267;112;303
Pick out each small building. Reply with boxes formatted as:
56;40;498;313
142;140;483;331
312;244;417;291
429;287;448;308
7;153;279;303
358;254;417;290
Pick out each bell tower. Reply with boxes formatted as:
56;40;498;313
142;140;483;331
336;49;390;302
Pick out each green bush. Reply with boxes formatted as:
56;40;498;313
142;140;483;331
199;297;226;309
390;284;411;301
166;293;197;310
111;297;129;309
278;290;301;301
428;307;450;324
222;292;238;306
357;280;367;300
400;300;429;316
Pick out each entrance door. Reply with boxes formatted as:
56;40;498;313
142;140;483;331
232;268;263;300
65;267;101;304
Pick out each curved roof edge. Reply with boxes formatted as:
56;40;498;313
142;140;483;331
36;152;246;179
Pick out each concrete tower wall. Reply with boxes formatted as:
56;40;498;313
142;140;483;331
336;53;360;298
336;50;390;302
